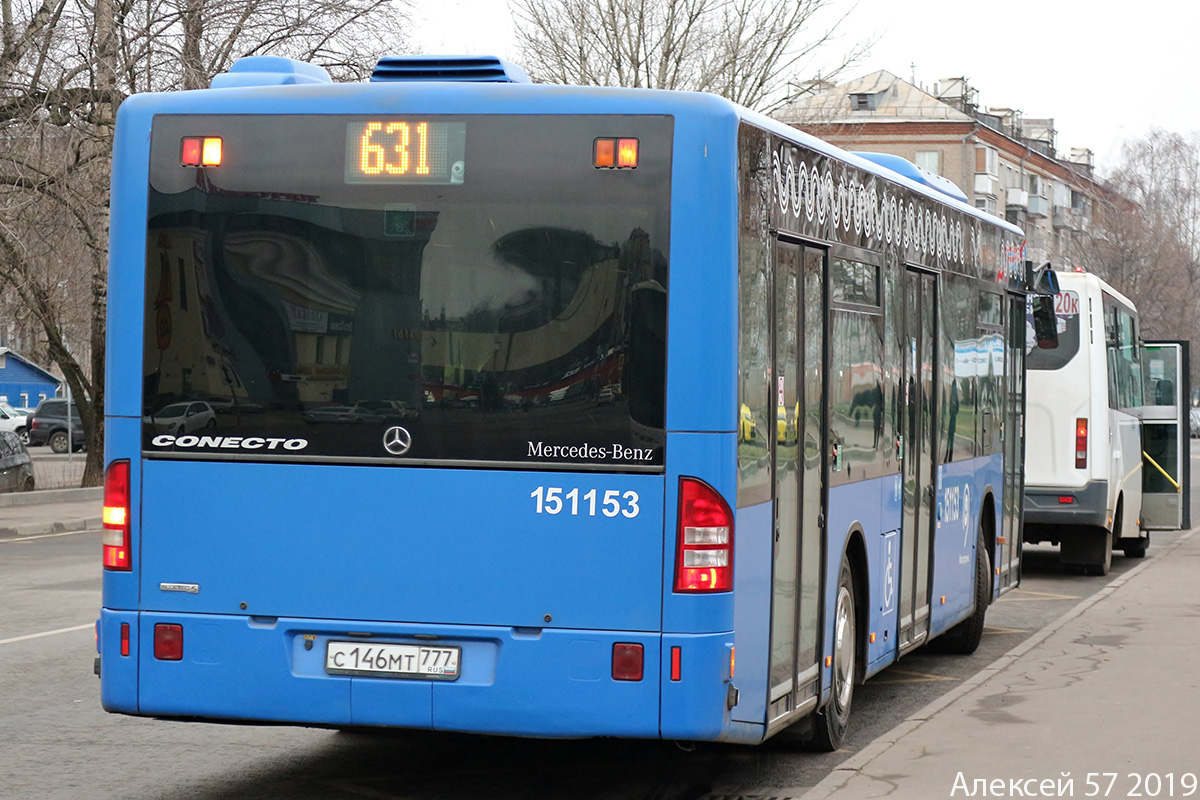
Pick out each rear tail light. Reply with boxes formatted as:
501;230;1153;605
675;478;734;592
1075;418;1088;469
102;460;131;571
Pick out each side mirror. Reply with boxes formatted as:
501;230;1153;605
1026;260;1059;297
1031;295;1058;350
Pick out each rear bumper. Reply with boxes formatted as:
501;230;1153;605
1023;481;1109;531
98;609;736;741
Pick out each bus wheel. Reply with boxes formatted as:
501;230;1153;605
930;526;990;655
1120;536;1149;558
811;555;856;752
1084;528;1112;576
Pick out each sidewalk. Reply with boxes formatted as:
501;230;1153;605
0;487;102;538
804;527;1200;799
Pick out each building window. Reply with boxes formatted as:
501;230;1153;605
975;146;998;176
850;92;881;111
915;151;940;174
974;196;998;215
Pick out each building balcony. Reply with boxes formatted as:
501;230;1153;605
1053;206;1087;232
1027;195;1050;218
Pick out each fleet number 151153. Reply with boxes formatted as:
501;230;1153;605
530;487;640;518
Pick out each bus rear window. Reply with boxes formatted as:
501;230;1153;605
1026;290;1081;370
143;114;672;471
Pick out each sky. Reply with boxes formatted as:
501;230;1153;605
411;0;1200;176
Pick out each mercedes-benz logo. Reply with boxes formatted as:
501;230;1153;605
383;426;412;456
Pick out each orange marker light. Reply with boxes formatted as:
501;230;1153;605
594;138;616;168
617;138;639;168
201;137;223;166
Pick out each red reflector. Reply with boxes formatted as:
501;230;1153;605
181;137;202;165
1075;417;1088;469
593;138;615;168
675;478;734;593
670;646;682;681
612;643;644;681
102;460;131;571
1058;496;1076;504
120;623;130;657
154;624;183;661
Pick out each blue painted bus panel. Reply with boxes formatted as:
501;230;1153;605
106;101;154;419
661;431;738;634
101;416;143;611
660;632;739;741
431;630;660;737
138;461;665;632
929;455;1002;636
98;609;139;713
823;477;885;691
729;501;772;726
134;612;665;737
663;112;739;435
136;612;352;725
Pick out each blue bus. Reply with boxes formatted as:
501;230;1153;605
97;54;1052;747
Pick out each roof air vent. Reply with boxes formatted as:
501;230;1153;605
371;55;531;84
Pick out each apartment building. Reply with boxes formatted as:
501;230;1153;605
775;70;1112;268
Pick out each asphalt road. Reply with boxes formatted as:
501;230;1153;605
2;445;1196;800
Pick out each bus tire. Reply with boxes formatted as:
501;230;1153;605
1121;536;1149;558
930;525;990;655
811;555;856;752
1084;527;1112;576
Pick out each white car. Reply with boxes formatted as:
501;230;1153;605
0;402;31;444
144;401;217;434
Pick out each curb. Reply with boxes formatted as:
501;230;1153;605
803;526;1200;799
0;515;103;539
0;486;101;508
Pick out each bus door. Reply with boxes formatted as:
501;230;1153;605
899;267;937;651
999;291;1027;591
767;239;826;727
1139;340;1191;530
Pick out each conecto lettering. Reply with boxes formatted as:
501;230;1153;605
151;434;308;451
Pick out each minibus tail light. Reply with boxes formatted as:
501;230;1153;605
675;478;734;592
103;460;131;571
1075;418;1088;469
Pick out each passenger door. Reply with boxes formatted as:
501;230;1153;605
766;239;826;728
1139;340;1191;530
898;268;937;651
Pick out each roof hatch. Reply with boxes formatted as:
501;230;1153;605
371;55;531;84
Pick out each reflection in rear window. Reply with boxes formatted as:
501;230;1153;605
143;114;672;471
1026;290;1081;370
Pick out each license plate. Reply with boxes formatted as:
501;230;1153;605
325;641;460;681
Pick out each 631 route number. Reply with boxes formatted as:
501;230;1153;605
530;487;640;518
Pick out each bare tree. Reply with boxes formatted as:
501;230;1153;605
511;0;868;112
0;0;410;485
1084;128;1200;395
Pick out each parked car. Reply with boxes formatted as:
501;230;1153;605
208;396;265;414
303;405;384;424
143;401;218;434
26;399;86;454
353;399;419;420
1190;406;1200;439
0;430;34;493
0;402;30;445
